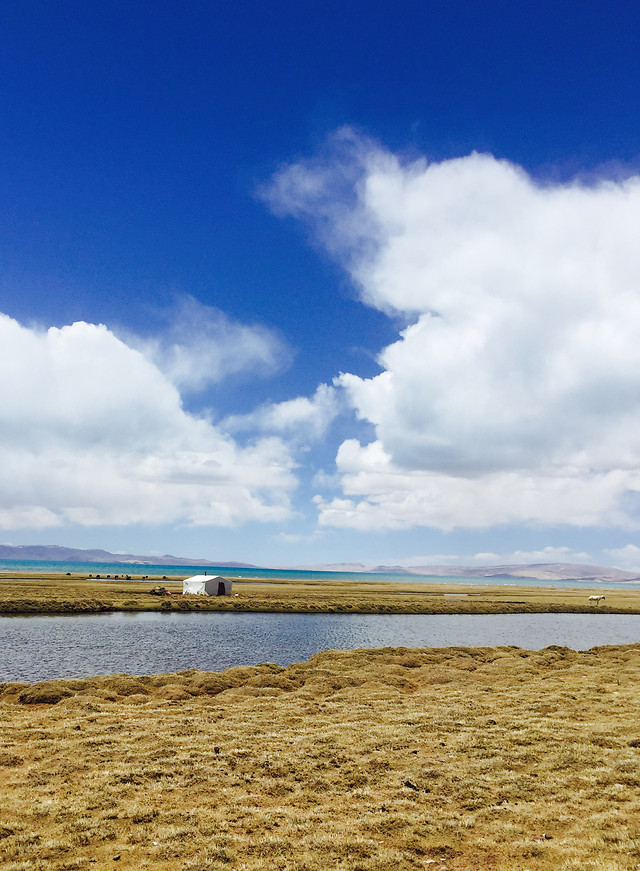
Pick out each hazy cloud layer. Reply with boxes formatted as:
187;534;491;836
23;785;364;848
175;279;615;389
132;296;290;393
604;544;640;572
470;546;592;565
270;131;640;531
0;313;295;529
363;546;592;567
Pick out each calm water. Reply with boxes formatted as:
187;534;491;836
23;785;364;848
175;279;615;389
2;611;640;684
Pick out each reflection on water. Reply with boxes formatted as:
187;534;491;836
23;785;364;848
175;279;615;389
2;611;640;683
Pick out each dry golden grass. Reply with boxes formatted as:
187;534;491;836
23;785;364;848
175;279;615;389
2;645;640;870
1;574;640;615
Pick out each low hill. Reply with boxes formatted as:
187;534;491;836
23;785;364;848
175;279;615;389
0;544;256;568
298;561;640;583
2;545;637;582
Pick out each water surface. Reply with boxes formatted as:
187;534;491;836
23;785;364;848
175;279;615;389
2;558;639;588
2;611;640;684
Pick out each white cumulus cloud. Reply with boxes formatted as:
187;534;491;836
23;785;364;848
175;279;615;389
269;131;640;531
223;384;340;442
0;313;296;530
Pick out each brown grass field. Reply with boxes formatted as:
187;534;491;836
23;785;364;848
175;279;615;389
2;574;640;868
2;573;640;614
2;644;640;870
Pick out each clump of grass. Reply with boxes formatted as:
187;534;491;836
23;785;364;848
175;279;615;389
2;645;640;869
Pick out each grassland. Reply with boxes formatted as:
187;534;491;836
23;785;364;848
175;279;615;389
2;644;640;870
1;573;640;614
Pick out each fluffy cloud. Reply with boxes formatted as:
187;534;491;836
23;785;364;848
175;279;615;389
269;131;640;531
130;296;290;393
314;440;635;531
0;313;295;529
223;384;340;442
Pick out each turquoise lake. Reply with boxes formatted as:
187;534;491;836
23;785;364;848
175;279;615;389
1;559;639;588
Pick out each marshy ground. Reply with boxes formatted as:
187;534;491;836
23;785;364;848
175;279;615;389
1;573;640;615
3;575;640;868
2;645;640;870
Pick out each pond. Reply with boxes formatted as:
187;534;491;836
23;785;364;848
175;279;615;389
2;611;640;684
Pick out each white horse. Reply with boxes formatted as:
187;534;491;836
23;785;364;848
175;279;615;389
588;595;605;605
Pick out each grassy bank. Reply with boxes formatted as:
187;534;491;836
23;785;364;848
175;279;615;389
2;645;640;869
1;574;640;614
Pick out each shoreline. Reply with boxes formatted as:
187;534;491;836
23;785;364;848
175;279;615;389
2;573;640;615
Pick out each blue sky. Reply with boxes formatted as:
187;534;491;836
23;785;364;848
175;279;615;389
3;1;640;569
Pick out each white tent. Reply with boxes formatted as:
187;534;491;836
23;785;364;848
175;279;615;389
182;575;232;596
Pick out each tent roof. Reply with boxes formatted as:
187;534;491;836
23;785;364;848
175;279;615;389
183;574;227;583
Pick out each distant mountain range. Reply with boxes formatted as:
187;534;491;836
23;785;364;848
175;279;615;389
0;545;637;582
292;562;640;583
0;544;256;568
